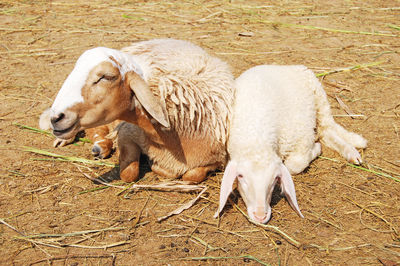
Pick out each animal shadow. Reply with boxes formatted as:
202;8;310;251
95;154;152;184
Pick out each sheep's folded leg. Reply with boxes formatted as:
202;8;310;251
91;138;114;159
182;163;220;184
285;142;322;174
151;164;180;180
120;161;140;183
86;126;114;159
118;135;141;183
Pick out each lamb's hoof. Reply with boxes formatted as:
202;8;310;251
345;148;363;165
352;134;368;149
120;161;139;182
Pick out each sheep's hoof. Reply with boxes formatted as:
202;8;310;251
91;140;113;159
345;147;363;165
120;161;140;182
182;164;219;184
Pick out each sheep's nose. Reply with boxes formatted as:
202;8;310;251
51;113;65;126
253;212;267;223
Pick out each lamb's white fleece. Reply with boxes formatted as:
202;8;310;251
230;65;366;173
216;65;367;224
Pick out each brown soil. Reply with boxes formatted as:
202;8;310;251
0;1;399;265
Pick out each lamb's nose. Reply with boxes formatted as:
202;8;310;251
51;113;65;126
253;212;267;223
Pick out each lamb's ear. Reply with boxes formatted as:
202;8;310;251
127;71;170;128
278;164;304;218
214;161;238;218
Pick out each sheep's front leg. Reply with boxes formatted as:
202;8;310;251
182;163;220;183
118;136;141;183
86;126;114;159
117;122;150;182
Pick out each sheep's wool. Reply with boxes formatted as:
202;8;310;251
51;39;234;144
121;39;234;142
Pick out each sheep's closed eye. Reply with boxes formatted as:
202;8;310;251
93;74;116;85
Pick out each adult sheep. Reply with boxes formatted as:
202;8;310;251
47;39;234;183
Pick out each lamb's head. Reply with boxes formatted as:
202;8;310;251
215;159;304;224
49;47;169;140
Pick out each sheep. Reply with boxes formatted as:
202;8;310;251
40;108;119;159
46;38;234;183
215;65;367;224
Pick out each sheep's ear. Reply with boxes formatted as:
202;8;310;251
214;161;238;218
127;71;170;128
278;164;304;218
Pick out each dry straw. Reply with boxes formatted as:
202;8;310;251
14;123;91;143
22;146;115;167
259;20;398;37
319;156;400;183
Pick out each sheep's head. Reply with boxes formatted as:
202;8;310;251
49;47;169;140
215;159;304;224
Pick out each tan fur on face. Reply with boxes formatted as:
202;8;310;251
71;62;133;130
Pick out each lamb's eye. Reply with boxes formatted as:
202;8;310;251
237;174;243;179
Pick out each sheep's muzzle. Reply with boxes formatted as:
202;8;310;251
50;111;80;139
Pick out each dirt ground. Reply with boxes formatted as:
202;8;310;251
0;0;399;265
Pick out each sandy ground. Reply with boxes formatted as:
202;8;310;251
0;0;399;265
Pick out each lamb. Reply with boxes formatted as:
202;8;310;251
46;38;234;183
215;65;367;224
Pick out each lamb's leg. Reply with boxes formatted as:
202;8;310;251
86;126;114;159
182;163;220;183
321;128;363;164
285;142;321;175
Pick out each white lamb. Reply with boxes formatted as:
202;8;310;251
215;65;367;224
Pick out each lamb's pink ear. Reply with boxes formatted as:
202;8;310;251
214;161;237;218
279;164;304;218
127;71;170;128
